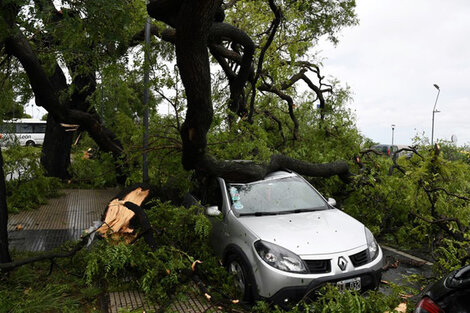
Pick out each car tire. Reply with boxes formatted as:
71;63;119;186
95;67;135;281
25;140;35;147
226;253;255;302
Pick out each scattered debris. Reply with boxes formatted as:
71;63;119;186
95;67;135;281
382;256;400;271
192;260;203;271
385;302;407;313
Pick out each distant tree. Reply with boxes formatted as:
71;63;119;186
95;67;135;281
1;103;25;120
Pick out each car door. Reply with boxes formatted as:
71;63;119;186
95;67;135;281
199;178;229;257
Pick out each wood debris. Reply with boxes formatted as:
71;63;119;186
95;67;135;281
96;187;150;243
385;302;407;313
192;260;203;271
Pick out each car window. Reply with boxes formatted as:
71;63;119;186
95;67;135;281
16;124;33;133
227;176;327;215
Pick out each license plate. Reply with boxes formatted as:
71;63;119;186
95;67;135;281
336;277;361;291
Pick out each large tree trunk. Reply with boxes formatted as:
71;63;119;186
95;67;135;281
5;30;127;184
40;58;97;180
40;64;74;180
175;0;220;170
41;115;73;180
0;148;11;264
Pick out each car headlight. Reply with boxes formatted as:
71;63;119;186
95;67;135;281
254;240;307;273
365;227;379;261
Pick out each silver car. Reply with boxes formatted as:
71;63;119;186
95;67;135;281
200;170;383;306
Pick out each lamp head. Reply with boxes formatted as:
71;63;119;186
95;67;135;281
433;84;440;90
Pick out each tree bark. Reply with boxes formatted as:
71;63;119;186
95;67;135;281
174;0;221;170
196;154;351;183
40;63;74;179
41;114;73;180
0;148;11;263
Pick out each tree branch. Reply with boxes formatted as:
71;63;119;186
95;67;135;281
209;22;255;113
0;234;87;271
258;83;299;140
196;154;351;184
248;0;281;122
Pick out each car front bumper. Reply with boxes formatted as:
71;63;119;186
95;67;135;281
252;246;384;306
267;265;383;307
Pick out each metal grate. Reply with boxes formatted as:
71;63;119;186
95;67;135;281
108;291;160;313
304;259;331;274
350;249;369;267
109;284;224;313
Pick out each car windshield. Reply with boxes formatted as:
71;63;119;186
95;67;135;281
227;176;328;216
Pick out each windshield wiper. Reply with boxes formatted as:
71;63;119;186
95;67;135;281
239;211;280;216
274;207;327;214
239;207;327;216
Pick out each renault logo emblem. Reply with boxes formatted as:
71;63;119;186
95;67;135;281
338;256;348;271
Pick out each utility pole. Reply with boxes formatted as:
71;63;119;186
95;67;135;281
143;17;151;183
431;84;440;146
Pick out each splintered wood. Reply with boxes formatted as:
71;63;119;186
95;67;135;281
97;187;150;243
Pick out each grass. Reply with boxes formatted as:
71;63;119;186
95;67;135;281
0;250;102;313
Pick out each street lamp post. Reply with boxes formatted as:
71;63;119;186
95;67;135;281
391;124;396;145
142;17;151;183
431;84;440;146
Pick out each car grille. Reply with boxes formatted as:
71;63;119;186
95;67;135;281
304;259;331;274
350;249;369;267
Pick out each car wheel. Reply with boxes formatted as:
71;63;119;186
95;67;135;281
25;140;35;147
226;254;254;302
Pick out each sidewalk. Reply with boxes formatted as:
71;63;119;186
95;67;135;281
8;188;117;251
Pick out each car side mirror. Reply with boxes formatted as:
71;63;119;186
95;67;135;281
327;198;337;207
206;206;221;217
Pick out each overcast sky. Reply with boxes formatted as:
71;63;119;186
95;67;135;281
319;0;470;146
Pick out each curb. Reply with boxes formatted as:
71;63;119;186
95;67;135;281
381;244;433;266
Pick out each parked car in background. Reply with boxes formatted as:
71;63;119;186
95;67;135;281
414;264;470;313
371;144;398;157
0;119;46;147
191;170;384;306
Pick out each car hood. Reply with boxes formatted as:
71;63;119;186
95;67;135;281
238;209;366;256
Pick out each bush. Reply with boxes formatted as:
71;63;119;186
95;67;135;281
344;144;470;272
3;145;61;213
82;200;237;305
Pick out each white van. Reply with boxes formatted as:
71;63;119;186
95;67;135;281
0;119;46;147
